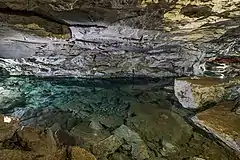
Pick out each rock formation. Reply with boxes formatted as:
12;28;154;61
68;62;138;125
0;0;239;78
0;0;240;159
174;76;240;109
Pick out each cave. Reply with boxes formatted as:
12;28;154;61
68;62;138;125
0;0;239;159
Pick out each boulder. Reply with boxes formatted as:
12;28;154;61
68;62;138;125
0;114;19;141
55;129;79;146
0;87;24;110
71;147;96;160
43;149;67;160
189;157;206;160
0;149;39;160
174;77;240;109
110;153;131;160
92;135;123;157
191;101;240;154
160;139;179;157
124;102;237;159
16;126;57;156
113;124;150;160
126;103;192;145
89;120;103;130
70;123;110;149
113;125;143;143
98;116;124;129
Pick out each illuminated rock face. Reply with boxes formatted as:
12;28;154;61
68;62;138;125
0;0;239;78
174;76;240;109
191;101;240;153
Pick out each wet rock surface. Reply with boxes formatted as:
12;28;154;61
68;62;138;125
174;76;240;156
174;76;240;109
0;114;97;160
0;0;240;159
0;76;239;160
0;1;239;78
191;101;240;154
0;114;19;141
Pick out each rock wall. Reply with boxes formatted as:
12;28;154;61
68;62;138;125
0;0;239;78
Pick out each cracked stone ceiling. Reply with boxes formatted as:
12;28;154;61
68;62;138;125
0;0;239;78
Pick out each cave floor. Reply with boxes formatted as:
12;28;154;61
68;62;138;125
0;76;239;160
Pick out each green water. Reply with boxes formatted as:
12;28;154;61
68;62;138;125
0;76;238;160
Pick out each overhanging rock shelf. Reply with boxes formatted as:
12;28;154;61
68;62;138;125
0;0;240;159
0;0;240;78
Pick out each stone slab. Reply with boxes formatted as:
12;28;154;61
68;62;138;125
191;101;240;154
174;77;240;109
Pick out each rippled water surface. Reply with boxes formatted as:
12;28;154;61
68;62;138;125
0;76;238;160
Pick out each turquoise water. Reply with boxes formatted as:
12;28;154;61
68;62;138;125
0;76;238;160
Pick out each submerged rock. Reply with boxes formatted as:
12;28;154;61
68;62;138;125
98;116;124;129
113;125;144;144
70;122;110;150
43;149;67;160
110;153;131;160
92;135;123;158
0;115;19;141
55;129;79;146
0;149;39;160
0;87;24;111
126;103;192;144
17;126;57;156
113;124;150;160
160;139;179;157
89;120;103;130
124;102;238;159
71;147;97;160
189;157;206;160
191;101;240;154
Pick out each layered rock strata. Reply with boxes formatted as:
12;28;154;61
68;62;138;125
0;0;239;78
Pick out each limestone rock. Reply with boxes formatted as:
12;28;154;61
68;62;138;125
92;135;123;157
124;103;232;159
17;126;57;156
0;87;24;110
89;120;103;130
50;123;61;133
0;0;240;78
70;123;110;149
113;124;150;160
224;85;240;101
0;149;39;160
0;24;201;78
189;157;206;160
55;129;79;146
126;103;192;144
131;142;150;160
71;147;96;160
191;101;240;153
98;116;124;128
110;153;131;160
174;77;240;109
0;114;19;141
113;125;143;143
160;140;179;157
43;149;67;160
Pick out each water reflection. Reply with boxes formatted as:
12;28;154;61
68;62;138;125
0;76;238;160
